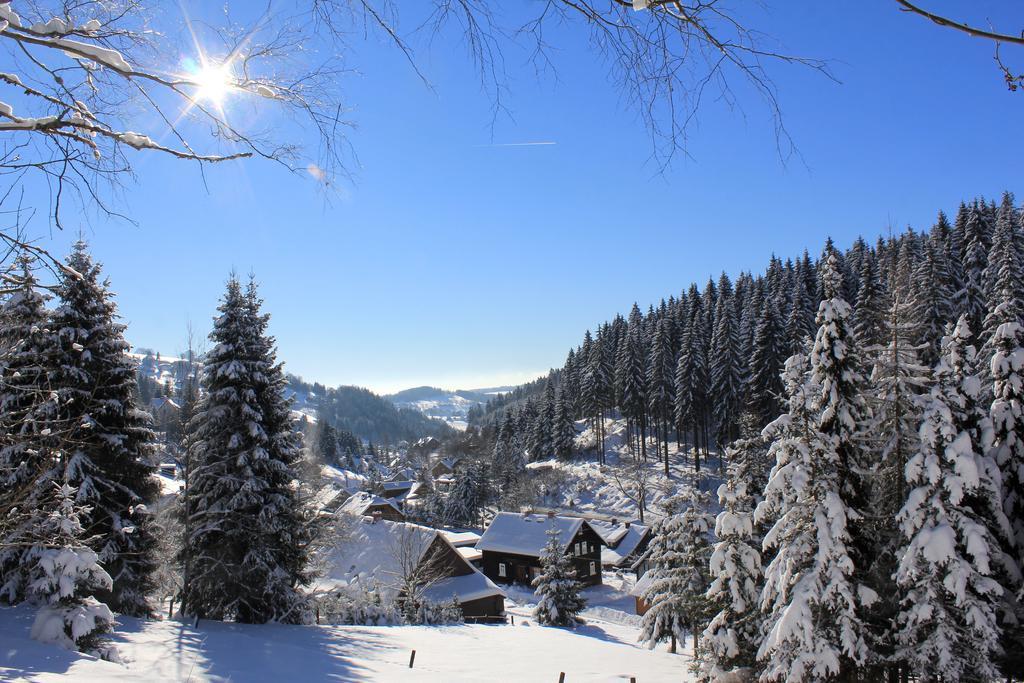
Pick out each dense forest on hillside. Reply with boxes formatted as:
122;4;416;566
287;376;453;444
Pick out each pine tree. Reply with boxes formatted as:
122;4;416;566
180;275;312;623
961;203;994;335
745;296;785;428
910;238;955;368
700;472;763;681
25;480;116;660
552;388;576;459
49;242;159;616
647;317;675;473
617;305;648;459
532;527;586;627
895;317;1007;681
0;258;61;603
990;320;1024;677
757;254;874;681
853;252;887;350
710;288;743;450
640;490;714;655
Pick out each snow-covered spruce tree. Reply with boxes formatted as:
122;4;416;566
49;242;160;616
0;257;61;604
910;237;955;368
756;256;874;681
862;292;929;676
552;387;576;460
647;316;676;471
699;471;764;681
532;527;586;627
895;317;1009;682
25;481;117;660
180;275;312;623
710;286;744;450
745;296;785;430
990;320;1024;677
640;490;714;656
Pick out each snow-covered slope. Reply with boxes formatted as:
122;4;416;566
0;600;693;682
386;386;510;431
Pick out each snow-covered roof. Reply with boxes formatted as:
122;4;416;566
320;518;503;604
475;512;591;557
440;530;481;547
588;520;630;547
457;547;482;563
598;524;651;567
630;572;655;598
149;396;180;410
381;481;422;502
338;491;402;517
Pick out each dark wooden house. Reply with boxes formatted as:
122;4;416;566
589;520;652;573
476;512;604;587
338;491;406;522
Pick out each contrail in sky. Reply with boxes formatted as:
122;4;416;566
477;141;557;147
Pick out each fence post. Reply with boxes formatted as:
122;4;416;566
558;673;565;683
409;650;416;668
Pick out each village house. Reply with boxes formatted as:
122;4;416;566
149;396;180;426
588;519;652;574
322;516;506;621
440;530;483;568
338;491;406;522
475;512;604;587
430;456;459;480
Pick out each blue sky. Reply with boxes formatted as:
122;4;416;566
30;1;1024;394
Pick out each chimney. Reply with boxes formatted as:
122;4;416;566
624;521;631;529
372;510;382;523
547;510;555;519
611;518;618;526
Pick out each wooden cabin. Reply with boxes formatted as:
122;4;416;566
476;512;604;587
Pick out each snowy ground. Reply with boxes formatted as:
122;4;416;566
1;573;693;682
529;418;726;524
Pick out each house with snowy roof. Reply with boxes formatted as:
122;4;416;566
475;512;603;587
338;491;405;522
321;516;505;621
380;480;422;508
430;456;459;480
587;520;652;573
149;396;180;425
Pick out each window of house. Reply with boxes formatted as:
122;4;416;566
574;542;581;555
498;563;506;578
581;541;588;554
589;561;597;576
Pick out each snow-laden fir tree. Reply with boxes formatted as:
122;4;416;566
617;304;648;458
710;287;744;449
552;387;576;460
640;489;714;656
50;242;159;616
990;319;1024;677
25;481;116;660
700;470;764;681
647;317;675;472
961;203;994;336
862;292;929;675
180;275;312;623
0;257;61;604
895;316;1009;682
756;267;873;681
532;527;586;627
910;237;955;368
745;296;785;429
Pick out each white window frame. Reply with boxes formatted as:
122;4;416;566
581;541;588;554
498;562;507;578
574;542;581;556
589;561;597;576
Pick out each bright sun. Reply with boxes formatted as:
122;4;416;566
193;62;233;106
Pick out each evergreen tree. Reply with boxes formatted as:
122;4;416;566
552;388;576;459
25;480;117;660
700;473;763;680
745;296;785;428
910;238;955;368
532;527;586;627
757;254;874;681
710;288;743;450
853;252;887;350
961;203;994;335
895;317;1008;681
617;305;648;458
180;276;312;623
640;490;714;655
647;317;675;473
50;242;159;616
0;258;60;603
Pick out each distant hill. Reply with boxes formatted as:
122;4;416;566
385;385;514;430
287;376;454;444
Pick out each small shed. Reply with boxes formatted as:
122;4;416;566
630;570;656;616
476;512;603;587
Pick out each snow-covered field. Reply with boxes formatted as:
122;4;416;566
1;575;694;682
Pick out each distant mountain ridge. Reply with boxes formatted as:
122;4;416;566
385;385;515;430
